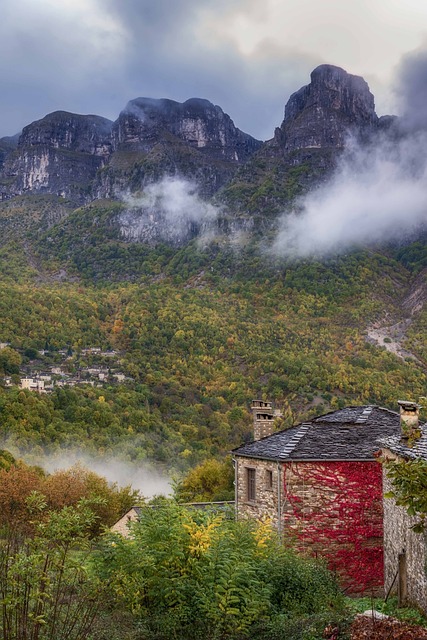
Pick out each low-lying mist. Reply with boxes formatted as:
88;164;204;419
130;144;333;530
120;177;222;244
117;135;427;262
25;450;171;498
271;131;427;259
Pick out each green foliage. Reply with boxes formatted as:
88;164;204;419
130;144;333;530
394;240;427;273
251;610;352;640
95;502;344;640
0;448;17;470
384;458;427;532
0;498;103;640
0;346;22;374
347;595;427;627
175;458;234;502
0;242;424;471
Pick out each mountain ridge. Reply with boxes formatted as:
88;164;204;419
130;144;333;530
0;64;392;209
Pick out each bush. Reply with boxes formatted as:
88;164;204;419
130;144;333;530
94;502;344;640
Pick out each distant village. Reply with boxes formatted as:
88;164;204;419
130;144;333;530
0;342;131;392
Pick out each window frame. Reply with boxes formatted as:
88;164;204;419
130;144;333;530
246;467;256;502
265;468;273;490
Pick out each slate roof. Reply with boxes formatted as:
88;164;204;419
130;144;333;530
232;405;401;461
379;427;427;461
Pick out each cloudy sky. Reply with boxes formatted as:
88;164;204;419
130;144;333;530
1;0;427;139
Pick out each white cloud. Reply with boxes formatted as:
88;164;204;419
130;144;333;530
120;177;222;244
271;132;427;258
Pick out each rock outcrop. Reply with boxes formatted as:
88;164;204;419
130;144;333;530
276;64;378;153
114;97;261;162
0;64;398;234
0;100;261;202
221;64;384;217
1;112;113;201
96;97;262;200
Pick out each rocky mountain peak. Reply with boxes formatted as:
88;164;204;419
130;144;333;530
18;111;113;157
113;97;261;162
1;111;114;201
276;64;378;152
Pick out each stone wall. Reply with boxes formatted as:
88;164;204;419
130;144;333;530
235;456;280;529
383;467;427;611
281;460;384;594
235;456;384;593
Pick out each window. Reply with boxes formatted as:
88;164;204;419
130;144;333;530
247;468;256;502
265;469;273;490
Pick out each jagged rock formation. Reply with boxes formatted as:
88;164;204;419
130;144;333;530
96;98;261;200
220;64;383;217
0;100;261;203
274;64;378;153
0;65;399;239
114;97;260;162
1;112;113;201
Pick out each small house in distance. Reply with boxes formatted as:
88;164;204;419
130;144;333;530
232;401;402;594
110;506;143;536
380;400;427;611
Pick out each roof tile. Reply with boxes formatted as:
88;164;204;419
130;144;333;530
232;405;401;461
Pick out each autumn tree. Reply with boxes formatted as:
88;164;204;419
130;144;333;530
0;346;21;375
0;462;140;535
175;458;234;503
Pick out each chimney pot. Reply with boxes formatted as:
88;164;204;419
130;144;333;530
251;400;275;441
398;400;421;446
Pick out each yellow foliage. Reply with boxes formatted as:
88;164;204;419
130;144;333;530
182;514;224;557
253;517;274;554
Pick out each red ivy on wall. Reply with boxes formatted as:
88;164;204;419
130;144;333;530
282;461;383;593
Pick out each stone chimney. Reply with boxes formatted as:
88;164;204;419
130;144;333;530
398;400;421;446
251;400;275;440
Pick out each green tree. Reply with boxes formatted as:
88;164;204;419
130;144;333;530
175;458;234;503
0;347;22;375
384;457;427;532
0;495;104;640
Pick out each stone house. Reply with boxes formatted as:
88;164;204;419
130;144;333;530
111;506;143;536
232;401;402;594
111;502;234;537
20;377;46;393
380;401;427;611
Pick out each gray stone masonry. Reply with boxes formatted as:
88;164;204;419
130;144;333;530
235;456;280;528
383;464;427;611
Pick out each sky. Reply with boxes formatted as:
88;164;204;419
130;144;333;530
2;0;427;140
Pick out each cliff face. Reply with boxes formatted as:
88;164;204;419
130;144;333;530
95;97;262;200
114;97;261;162
276;64;378;152
221;64;383;217
0;65;399;232
1;112;113;201
0;100;261;202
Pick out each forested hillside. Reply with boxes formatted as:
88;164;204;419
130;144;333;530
0;224;425;470
0;63;425;475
